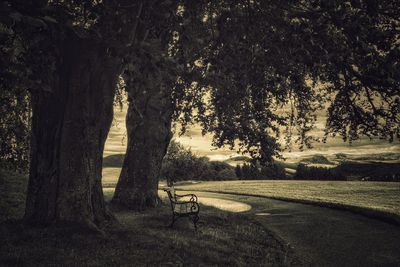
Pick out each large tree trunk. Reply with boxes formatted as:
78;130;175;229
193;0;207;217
25;31;120;228
111;81;173;210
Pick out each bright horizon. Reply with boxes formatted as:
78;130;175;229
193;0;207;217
104;104;400;163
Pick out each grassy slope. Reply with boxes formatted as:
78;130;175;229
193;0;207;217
0;169;28;221
0;170;296;266
176;180;400;224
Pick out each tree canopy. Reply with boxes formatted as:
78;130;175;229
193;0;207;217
2;0;399;168
174;0;400;163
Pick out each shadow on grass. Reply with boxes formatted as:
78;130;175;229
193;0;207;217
0;199;300;266
0;169;300;266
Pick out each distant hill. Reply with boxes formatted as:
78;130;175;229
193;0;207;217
351;153;400;162
225;156;252;162
103;154;124;168
223;156;252;166
300;154;334;165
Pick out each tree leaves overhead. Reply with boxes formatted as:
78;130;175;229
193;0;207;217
1;0;399;167
174;0;399;163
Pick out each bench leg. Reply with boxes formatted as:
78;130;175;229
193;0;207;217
192;214;199;230
169;215;176;228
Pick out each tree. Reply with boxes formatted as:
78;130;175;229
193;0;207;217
112;1;206;209
185;0;400;163
116;0;399;209
235;165;243;179
1;0;145;228
112;54;175;209
1;0;398;224
260;164;286;180
112;1;177;209
161;140;208;183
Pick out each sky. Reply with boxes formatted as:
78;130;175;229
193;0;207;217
103;104;400;163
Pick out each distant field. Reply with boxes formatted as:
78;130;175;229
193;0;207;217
176;180;400;219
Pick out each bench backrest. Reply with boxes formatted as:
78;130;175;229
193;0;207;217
165;187;176;200
164;186;176;211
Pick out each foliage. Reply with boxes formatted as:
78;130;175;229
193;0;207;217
177;0;400;163
0;81;30;172
0;0;181;171
2;0;399;169
335;153;348;160
335;161;400;181
294;163;345;181
0;0;399;222
236;162;287;180
0;15;31;171
161;140;236;183
293;160;400;181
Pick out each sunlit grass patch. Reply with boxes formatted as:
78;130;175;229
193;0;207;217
176;180;400;223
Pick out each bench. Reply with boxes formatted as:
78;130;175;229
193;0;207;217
163;187;200;229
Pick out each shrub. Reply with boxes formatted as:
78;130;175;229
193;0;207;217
260;164;287;179
161;140;237;183
236;162;286;180
335;153;347;160
335;161;400;181
294;164;345;181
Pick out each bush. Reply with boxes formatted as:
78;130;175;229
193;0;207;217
161;140;237;183
335;161;400;181
236;162;286;180
294;164;345;181
335;153;347;160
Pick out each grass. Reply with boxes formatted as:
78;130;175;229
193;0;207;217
1;208;293;266
176;180;400;224
0;169;297;266
0;169;28;221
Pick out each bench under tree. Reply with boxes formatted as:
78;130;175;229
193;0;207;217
164;187;200;229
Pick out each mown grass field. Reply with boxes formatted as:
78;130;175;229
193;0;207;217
176;180;400;221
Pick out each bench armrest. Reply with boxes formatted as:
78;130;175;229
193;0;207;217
175;193;198;202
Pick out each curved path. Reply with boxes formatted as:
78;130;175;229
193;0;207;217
176;190;400;267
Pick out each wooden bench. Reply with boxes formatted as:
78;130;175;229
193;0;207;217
163;187;200;229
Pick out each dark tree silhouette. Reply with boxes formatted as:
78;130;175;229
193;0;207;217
113;2;205;210
1;0;145;228
187;0;399;163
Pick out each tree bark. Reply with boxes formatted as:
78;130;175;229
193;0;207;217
25;31;120;228
112;81;173;210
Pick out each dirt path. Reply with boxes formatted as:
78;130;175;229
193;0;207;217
177;190;400;267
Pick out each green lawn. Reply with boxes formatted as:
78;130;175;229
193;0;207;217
176;180;400;221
